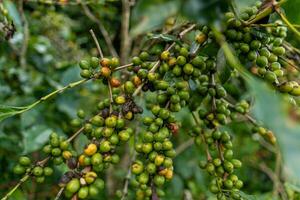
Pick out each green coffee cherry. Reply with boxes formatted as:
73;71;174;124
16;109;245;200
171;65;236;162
66;178;80;194
19;156;31;166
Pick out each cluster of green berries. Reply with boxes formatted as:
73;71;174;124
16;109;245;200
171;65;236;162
13;156;53;183
12;1;299;199
43;132;73;165
198;128;243;199
130;106;177;200
224;3;300;96
61;171;105;199
252;125;276;144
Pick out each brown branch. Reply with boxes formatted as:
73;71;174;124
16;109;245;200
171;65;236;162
89;29;103;59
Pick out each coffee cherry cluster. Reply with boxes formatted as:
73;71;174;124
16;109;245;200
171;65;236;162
60;171;105;199
197;128;243;199
43;132;73;165
252;125;276;144
10;1;300;199
130;107;176;200
13;155;53;183
224;4;300;97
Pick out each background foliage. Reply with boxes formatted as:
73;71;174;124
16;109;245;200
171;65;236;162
1;0;300;199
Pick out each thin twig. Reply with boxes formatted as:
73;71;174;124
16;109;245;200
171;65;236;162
275;7;300;40
54;187;65;200
1;174;30;200
66;127;85;142
108;79;113;113
81;3;118;57
279;56;300;71
89;29;104;59
179;24;196;39
114;63;134;71
175;138;194;157
89;28;113;112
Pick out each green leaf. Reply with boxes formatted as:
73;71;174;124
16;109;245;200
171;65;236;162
130;0;180;37
0;105;31;122
284;182;300;193
217;49;232;83
282;0;300;24
248;78;300;182
22;125;52;154
234;0;257;11
181;0;229;24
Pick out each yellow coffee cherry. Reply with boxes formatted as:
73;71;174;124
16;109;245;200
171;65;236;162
84;143;98;156
79;154;86;166
115;96;126;105
165;169;173;180
62;151;72;160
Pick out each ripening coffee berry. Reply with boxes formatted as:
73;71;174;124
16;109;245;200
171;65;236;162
110;77;121;88
272;46;285;56
13;165;25;175
80;69;91;78
256;56;268;67
101;67;111;78
84;143;98;156
66;178;80;194
100;141;111;152
44;167;53;176
90;57;99;69
124;81;135;94
105;116;117;128
19;156;31;166
78;186;89;199
110;57;120;68
33;166;43;176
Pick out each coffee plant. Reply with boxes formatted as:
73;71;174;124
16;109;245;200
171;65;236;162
1;0;300;199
